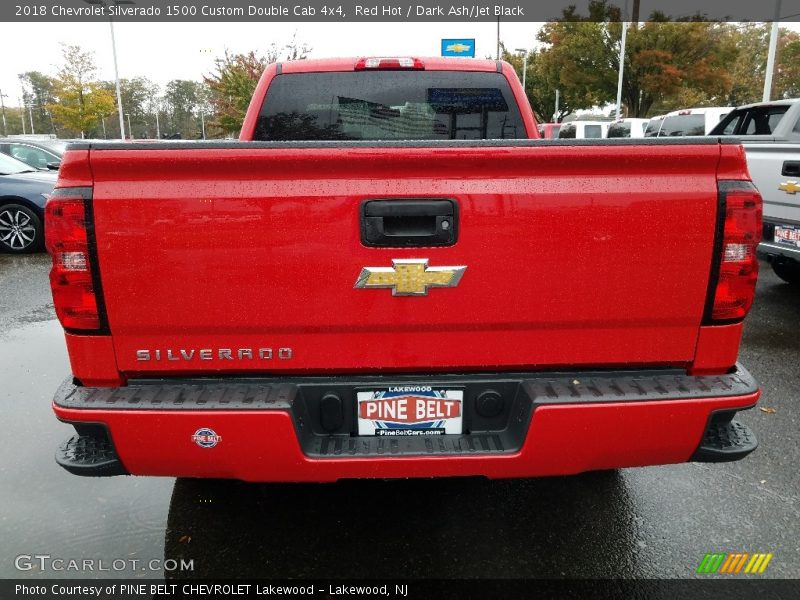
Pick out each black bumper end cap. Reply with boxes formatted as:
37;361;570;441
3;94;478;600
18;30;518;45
691;420;758;463
56;434;128;477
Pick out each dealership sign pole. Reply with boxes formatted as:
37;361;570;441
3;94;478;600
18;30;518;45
763;0;782;102
0;90;7;136
615;21;628;120
614;0;632;120
85;0;132;140
515;49;528;93
109;16;126;139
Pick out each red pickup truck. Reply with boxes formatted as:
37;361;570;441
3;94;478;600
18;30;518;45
47;57;762;481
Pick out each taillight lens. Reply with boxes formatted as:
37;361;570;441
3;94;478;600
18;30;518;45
45;192;101;330
708;182;762;322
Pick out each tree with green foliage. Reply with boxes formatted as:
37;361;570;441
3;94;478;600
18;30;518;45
98;77;159;138
502;45;574;123
534;1;736;118
163;79;201;139
121;77;159;138
203;50;265;136
2;106;27;136
720;24;800;106
775;31;800;99
47;45;115;138
533;0;620;118
196;83;214;139
19;71;57;135
721;23;770;107
623;20;734;115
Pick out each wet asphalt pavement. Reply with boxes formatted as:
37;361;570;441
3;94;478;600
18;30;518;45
0;253;798;580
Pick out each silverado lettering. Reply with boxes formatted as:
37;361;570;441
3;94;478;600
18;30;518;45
46;56;762;482
135;348;292;361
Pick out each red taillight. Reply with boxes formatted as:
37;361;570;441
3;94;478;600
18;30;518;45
45;191;101;330
355;57;425;70
708;182;762;322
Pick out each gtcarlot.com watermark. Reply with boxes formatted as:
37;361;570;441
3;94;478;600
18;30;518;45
14;554;194;573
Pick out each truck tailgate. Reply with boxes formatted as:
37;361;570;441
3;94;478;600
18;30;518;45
88;142;721;375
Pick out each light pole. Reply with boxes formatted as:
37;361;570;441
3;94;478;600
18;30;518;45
84;0;135;140
615;19;629;120
46;108;56;135
151;96;161;139
26;103;35;135
496;16;500;60
126;113;132;139
0;90;8;136
18;98;26;134
554;89;560;122
514;48;527;93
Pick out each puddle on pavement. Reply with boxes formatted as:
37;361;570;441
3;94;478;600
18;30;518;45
0;321;642;579
0;319;174;578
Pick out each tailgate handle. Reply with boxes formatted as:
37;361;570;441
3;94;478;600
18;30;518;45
361;199;458;247
782;161;800;177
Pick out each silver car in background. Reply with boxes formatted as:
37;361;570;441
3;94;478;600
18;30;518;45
711;99;800;284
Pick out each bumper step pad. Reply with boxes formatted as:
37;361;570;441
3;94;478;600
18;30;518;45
56;431;127;476
312;433;507;458
692;419;758;463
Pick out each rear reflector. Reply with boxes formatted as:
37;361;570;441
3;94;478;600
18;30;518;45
59;251;88;271
355;57;425;70
45;190;101;330
706;181;762;323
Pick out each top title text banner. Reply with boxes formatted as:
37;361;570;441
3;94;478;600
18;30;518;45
5;0;800;22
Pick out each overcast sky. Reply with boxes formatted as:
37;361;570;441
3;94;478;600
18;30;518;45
1;19;798;108
0;21;541;106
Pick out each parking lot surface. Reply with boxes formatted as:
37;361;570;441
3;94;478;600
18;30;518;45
1;253;798;579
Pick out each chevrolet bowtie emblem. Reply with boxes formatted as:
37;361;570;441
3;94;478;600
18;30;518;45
355;259;466;296
779;180;799;194
446;43;472;53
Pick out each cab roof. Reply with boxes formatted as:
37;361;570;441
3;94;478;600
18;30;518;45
280;57;501;74
729;98;800;110
664;107;733;116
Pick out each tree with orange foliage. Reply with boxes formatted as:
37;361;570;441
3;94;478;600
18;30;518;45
204;36;311;136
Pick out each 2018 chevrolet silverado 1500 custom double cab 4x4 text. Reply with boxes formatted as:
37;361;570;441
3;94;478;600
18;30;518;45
47;57;762;481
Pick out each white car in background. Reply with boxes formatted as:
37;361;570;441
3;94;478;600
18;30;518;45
656;107;733;136
644;115;665;137
557;121;609;139
607;118;650;138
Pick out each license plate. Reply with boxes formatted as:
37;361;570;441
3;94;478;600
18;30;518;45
775;225;800;247
356;387;463;436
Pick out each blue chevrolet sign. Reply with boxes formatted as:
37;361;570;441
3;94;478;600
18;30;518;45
441;39;476;58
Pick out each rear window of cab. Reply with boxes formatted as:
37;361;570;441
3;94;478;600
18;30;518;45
658;114;705;136
607;122;631;138
255;71;527;141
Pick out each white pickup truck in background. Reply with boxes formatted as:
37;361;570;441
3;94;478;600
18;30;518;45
711;99;800;284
